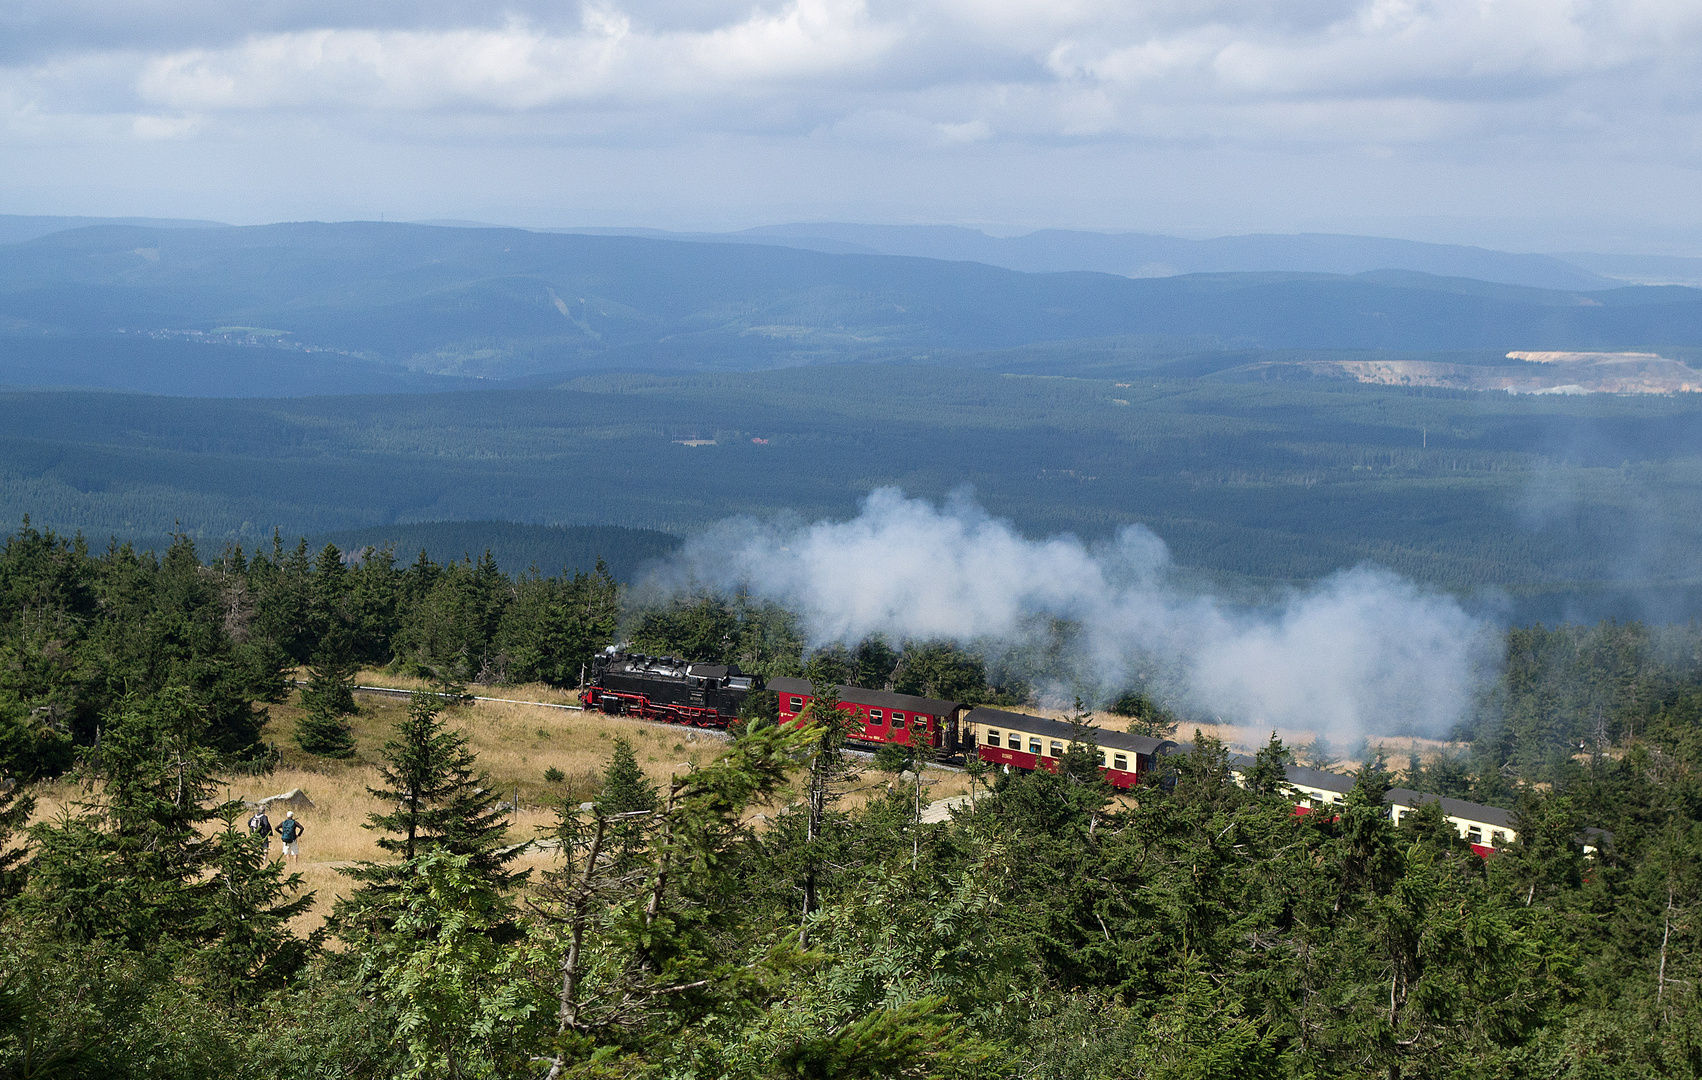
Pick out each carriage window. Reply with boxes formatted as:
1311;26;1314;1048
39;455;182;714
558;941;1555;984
1008;735;1020;749
1468;828;1483;845
893;714;906;730
1112;755;1128;771
869;709;883;723
1028;739;1042;755
1049;741;1064;757
789;697;803;711
1491;831;1506;848
1097;751;1107;767
985;729;1000;746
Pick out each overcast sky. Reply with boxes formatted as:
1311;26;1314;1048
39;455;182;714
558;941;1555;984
3;0;1700;252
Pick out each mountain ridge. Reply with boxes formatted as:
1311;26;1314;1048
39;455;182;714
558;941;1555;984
1;221;1698;387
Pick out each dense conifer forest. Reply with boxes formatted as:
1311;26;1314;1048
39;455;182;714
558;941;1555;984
2;519;1701;1078
6;363;1702;628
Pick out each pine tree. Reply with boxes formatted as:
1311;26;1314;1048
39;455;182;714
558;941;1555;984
357;850;545;1080
0;777;35;900
594;736;659;869
891;642;987;703
536;721;811;1080
596;736;658;815
798;682;860;947
1243;731;1294;798
1297;734;1339;770
497;561;620;687
187;810;319;1004
344;691;522;891
18;687;228;950
295;629;358;759
1111;688;1180;739
294;694;357;758
17;687;315;973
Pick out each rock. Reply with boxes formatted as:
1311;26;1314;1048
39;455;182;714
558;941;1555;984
579;802;596;813
257;788;316;812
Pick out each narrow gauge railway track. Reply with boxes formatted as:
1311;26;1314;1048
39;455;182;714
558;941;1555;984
330;681;739;742
309;681;965;768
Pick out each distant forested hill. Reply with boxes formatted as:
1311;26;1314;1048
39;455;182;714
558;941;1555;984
3;363;1701;622
1;222;1700;383
307;521;680;582
0;335;485;396
588;222;1617;290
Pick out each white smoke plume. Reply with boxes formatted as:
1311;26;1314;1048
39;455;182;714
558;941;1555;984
659;488;1494;740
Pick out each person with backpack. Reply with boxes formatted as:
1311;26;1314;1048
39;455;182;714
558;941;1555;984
277;810;305;865
248;808;273;843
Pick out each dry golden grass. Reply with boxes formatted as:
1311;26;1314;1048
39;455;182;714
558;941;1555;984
247;688;967;932
340;668;586;708
255;687;747;931
14;682;975;937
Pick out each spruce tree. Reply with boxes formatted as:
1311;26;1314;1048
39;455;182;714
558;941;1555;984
188;811;319;1003
19;687;227;949
18;687;314;970
295;631;358;759
1111;688;1180;739
0;777;35;901
596;736;658;816
294;693;357;758
1243;731;1294;798
344;691;521;891
594;736;658;871
797;682;860;946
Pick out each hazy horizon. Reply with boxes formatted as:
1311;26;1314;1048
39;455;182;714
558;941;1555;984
3;0;1700;255
6;212;1702;262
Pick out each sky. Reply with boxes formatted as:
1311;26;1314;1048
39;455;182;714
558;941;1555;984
3;0;1701;252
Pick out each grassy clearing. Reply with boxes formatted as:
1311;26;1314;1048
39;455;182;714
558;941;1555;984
255;687;736;932
246;686;968;933
15;681;974;936
343;668;585;707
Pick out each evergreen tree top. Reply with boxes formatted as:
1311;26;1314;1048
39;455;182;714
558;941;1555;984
351;692;522;890
596;736;659;817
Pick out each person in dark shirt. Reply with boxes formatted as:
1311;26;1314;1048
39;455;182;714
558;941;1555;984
277;810;305;865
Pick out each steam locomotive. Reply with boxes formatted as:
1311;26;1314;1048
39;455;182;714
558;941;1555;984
581;650;757;726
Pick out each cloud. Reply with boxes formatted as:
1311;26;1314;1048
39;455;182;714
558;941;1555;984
660;489;1493;739
116;0;902;114
2;0;1698;157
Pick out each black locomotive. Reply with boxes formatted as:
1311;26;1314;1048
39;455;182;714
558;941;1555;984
581;649;757;726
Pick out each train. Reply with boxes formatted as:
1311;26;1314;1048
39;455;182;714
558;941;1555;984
579;648;1525;852
580;651;757;725
588;650;1207;794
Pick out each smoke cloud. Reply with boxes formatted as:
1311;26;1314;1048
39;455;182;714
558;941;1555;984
659;488;1495;740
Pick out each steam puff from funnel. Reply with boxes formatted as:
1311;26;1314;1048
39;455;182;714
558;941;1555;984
663;488;1493;739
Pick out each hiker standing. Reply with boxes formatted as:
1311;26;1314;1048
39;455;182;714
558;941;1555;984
277;810;305;866
248;807;273;847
